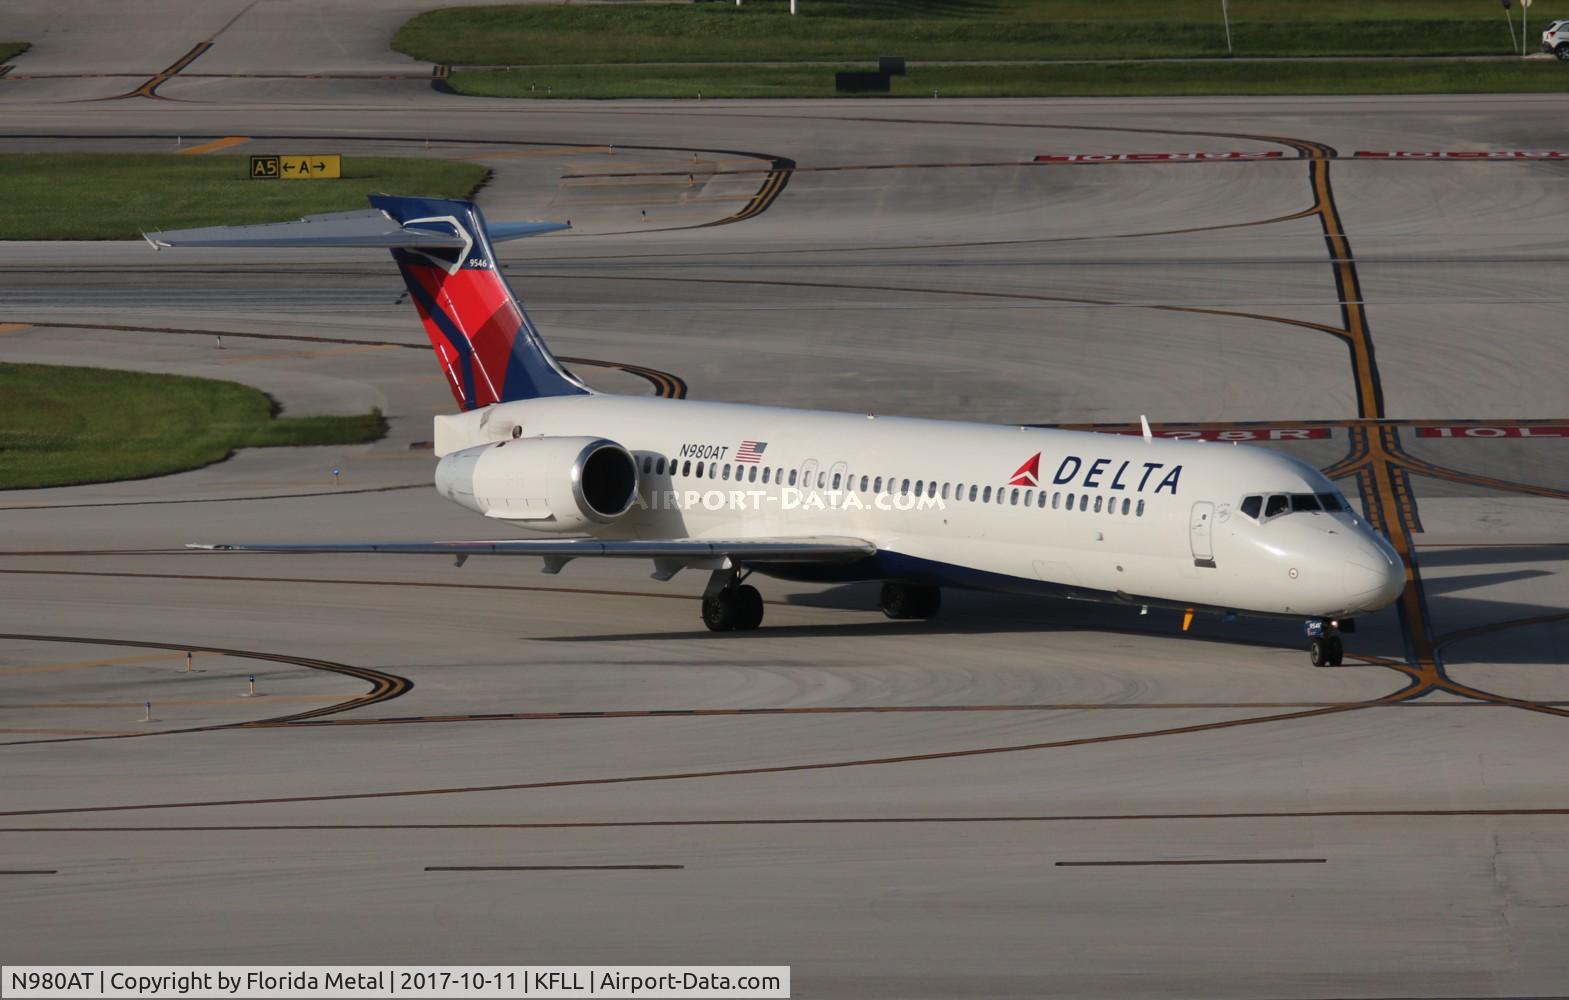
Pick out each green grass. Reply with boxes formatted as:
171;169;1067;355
0;154;490;241
397;0;1539;65
450;58;1569;99
0;363;387;490
0;42;29;63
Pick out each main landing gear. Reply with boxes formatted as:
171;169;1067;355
1305;618;1347;667
701;568;764;632
881;582;941;620
701;575;942;632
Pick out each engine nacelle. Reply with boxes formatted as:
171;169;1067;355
434;436;639;532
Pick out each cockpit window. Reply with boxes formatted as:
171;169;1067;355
1317;491;1346;512
1248;490;1350;523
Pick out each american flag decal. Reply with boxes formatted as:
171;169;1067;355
736;440;768;463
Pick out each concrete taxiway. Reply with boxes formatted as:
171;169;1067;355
3;4;1569;996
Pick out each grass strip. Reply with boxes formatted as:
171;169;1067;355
449;58;1569;100
397;1;1535;65
0;42;28;63
0;154;489;241
0;363;388;490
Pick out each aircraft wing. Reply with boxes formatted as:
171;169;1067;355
187;536;875;577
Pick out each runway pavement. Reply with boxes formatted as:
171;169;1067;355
3;4;1569;996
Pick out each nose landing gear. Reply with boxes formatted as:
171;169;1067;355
1305;618;1345;666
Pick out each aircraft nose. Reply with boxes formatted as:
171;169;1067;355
1343;549;1405;610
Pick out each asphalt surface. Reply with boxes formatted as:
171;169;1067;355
3;4;1569;997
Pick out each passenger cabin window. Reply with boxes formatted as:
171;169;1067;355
657;457;666;475
901;478;911;495
1065;492;1075;510
874;476;883;492
1240;495;1263;519
1094;496;1103;513
1121;497;1130;515
969;485;978;502
696;462;706;478
1079;495;1089;512
861;475;870;492
681;460;692;477
1136;499;1145;517
762;467;771;484
1052;491;1061;509
788;470;798;486
982;486;992;502
832;473;842;490
941;483;951;501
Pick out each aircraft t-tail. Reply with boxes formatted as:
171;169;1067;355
147;195;1405;665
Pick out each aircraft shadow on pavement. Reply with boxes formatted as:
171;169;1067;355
1416;544;1569;569
537;608;1409;662
1420;568;1554;595
1426;595;1569;668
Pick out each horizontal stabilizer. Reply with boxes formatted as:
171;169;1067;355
144;210;568;249
188;537;875;562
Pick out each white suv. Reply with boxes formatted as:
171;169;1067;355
1544;19;1569;59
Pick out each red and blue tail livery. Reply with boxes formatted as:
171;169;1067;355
144;195;588;411
370;195;587;410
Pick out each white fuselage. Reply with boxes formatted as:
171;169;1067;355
433;395;1406;619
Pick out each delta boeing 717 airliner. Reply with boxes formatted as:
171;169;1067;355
150;195;1405;666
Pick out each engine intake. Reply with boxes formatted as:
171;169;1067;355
435;436;639;533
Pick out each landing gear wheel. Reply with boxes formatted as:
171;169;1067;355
1309;637;1328;667
881;582;941;620
1306;618;1348;667
732;584;764;631
701;572;764;633
1309;635;1345;667
702;591;737;632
